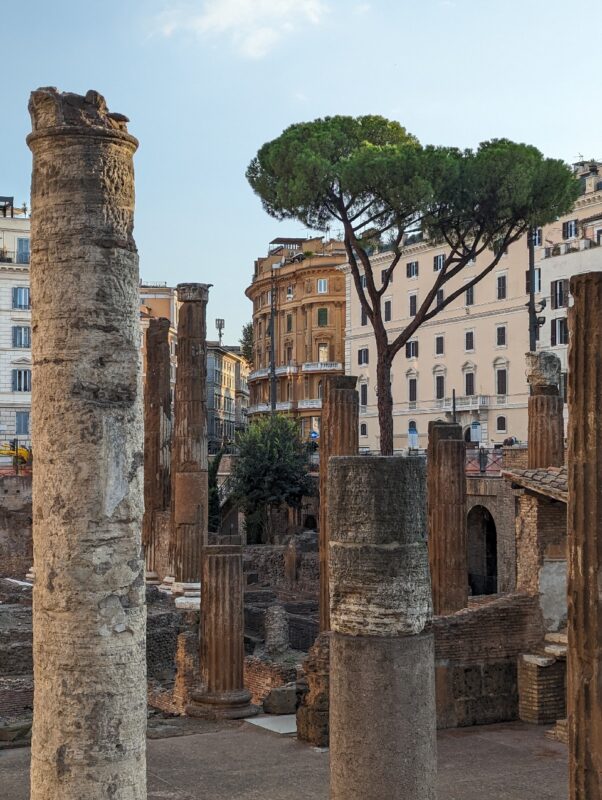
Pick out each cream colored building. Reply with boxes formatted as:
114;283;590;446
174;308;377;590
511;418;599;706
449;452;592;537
344;162;602;452
207;342;249;452
246;236;347;439
139;281;178;391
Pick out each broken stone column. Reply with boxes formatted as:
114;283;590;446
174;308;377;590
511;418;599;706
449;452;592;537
187;544;257;719
526;351;564;469
265;604;289;659
430;438;467;615
168;283;210;596
143;317;172;584
567;273;602;799
27;88;146;800
329;456;436;800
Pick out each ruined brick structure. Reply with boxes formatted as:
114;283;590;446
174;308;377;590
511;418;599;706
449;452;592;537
28;87;146;799
526;351;564;470
0;476;32;579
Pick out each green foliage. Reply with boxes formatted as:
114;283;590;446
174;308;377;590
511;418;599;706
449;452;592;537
208;449;223;533
240;321;254;367
231;415;315;543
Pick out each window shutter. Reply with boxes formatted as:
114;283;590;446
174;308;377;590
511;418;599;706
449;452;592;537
525;270;531;294
12;327;17;348
562;222;569;239
562;279;570;307
406;263;411;278
406;342;411;358
12;288;18;309
357;350;361;365
12;370;17;392
415;342;419;358
551;319;557;346
365;350;369;365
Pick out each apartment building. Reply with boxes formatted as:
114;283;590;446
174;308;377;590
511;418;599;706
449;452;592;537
0;198;31;442
207;343;249;453
344;162;602;452
245;236;347;439
139;281;178;391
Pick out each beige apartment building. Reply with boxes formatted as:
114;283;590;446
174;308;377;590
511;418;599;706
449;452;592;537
139;281;178;390
207;342;249;453
344;161;602;453
246;237;347;439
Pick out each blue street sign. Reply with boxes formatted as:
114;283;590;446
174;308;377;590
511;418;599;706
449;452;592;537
310;430;319;440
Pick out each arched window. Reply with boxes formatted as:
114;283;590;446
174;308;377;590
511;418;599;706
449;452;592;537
408;420;419;449
360;422;367;437
496;415;507;433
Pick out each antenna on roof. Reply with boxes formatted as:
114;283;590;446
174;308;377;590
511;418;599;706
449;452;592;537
215;318;225;346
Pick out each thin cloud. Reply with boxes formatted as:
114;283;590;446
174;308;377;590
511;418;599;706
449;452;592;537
154;0;329;59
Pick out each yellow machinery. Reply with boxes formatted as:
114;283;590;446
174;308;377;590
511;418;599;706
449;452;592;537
0;440;32;465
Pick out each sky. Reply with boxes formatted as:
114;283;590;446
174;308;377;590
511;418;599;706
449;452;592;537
3;0;601;343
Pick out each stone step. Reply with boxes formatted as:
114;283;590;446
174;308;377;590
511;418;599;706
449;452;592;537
545;630;568;645
544;643;567;659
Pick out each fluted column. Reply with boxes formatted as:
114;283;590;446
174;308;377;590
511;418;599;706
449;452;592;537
27;88;145;800
431;439;467;614
319;375;359;632
143;317;172;583
329;456;435;800
526;351;564;469
187;545;257;719
169;283;210;594
567;272;602;799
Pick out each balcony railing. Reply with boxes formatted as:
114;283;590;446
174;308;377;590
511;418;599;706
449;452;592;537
543;238;598;259
275;363;298;376
248;367;270;381
298;398;322;409
247;403;271;414
0;250;30;265
437;394;490;412
248;363;299;381
302;361;343;372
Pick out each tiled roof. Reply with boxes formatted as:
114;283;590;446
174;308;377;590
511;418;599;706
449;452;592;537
502;466;568;503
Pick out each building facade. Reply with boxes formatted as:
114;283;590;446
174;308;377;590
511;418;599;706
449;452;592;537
344;162;602;452
207;342;249;452
139;282;178;392
0;199;31;443
245;237;347;439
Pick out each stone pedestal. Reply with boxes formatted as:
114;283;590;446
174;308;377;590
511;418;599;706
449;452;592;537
526;351;564;469
143;317;172;585
187;545;257;719
567;273;602;799
27;88;146;800
169;283;210;588
296;632;330;747
329;456;436;800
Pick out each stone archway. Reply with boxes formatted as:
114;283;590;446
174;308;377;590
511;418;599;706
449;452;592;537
467;504;498;595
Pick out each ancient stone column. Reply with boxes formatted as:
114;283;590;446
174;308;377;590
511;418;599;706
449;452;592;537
431;438;467;615
526;351;564;469
187;544;257;719
143;317;172;584
27;88;145;800
319;376;359;632
567;272;602;799
169;283;210;596
329;456;436;800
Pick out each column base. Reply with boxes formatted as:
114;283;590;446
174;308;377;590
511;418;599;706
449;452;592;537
145;570;161;585
175;595;201;610
172;581;201;597
159;575;175;593
186;688;259;720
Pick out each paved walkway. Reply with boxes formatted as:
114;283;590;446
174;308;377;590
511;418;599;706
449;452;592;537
0;720;566;799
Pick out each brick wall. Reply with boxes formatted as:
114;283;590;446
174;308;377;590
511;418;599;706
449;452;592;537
244;655;299;705
0;475;32;579
243;543;319;596
518;655;566;724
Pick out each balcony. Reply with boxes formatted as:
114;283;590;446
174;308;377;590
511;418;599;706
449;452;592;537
276;401;295;411
0;250;30;265
543;238;597;259
298;398;322;409
248;363;299;381
275;363;298;376
248;367;270;381
247;403;271;414
301;361;343;372
438;395;490;412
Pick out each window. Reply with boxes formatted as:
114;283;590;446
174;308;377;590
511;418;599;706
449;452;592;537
12;326;31;348
562;219;578;240
286;284;294;299
560;371;568;403
361;306;368;326
433;254;445;272
286;345;293;363
406;261;419;278
436;288;444;307
496;368;507;396
16;238;30;264
12;369;31;392
360;383;368;406
435;335;444;355
16;411;29;436
318;343;329;363
532;227;542;247
12;287;30;310
405;340;419;358
551;317;569;346
496;415;507;433
465;372;475;396
286;313;293;333
497;274;507;300
317;380;323;399
381;268;392;285
435;374;445;400
409;294;417;317
317;307;328;326
360;422;368;437
408;377;417;404
496;325;507;347
384;300;392;322
360;274;367;289
465;330;474;351
525;268;541;294
551;279;569;310
317;278;328;294
358;348;369;365
465;285;474;306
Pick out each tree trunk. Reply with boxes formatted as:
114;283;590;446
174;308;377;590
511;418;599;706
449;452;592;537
376;346;394;456
28;89;146;799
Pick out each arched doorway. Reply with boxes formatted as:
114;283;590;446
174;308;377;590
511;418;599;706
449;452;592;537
467;505;498;595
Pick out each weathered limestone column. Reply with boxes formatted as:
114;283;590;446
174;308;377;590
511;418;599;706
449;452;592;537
329;456;436;800
27;88;145;800
431;438;467;614
526;351;564;469
567;272;602;799
168;283;210;596
297;375;358;747
319;375;359;632
187;545;257;719
143;317;172;584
